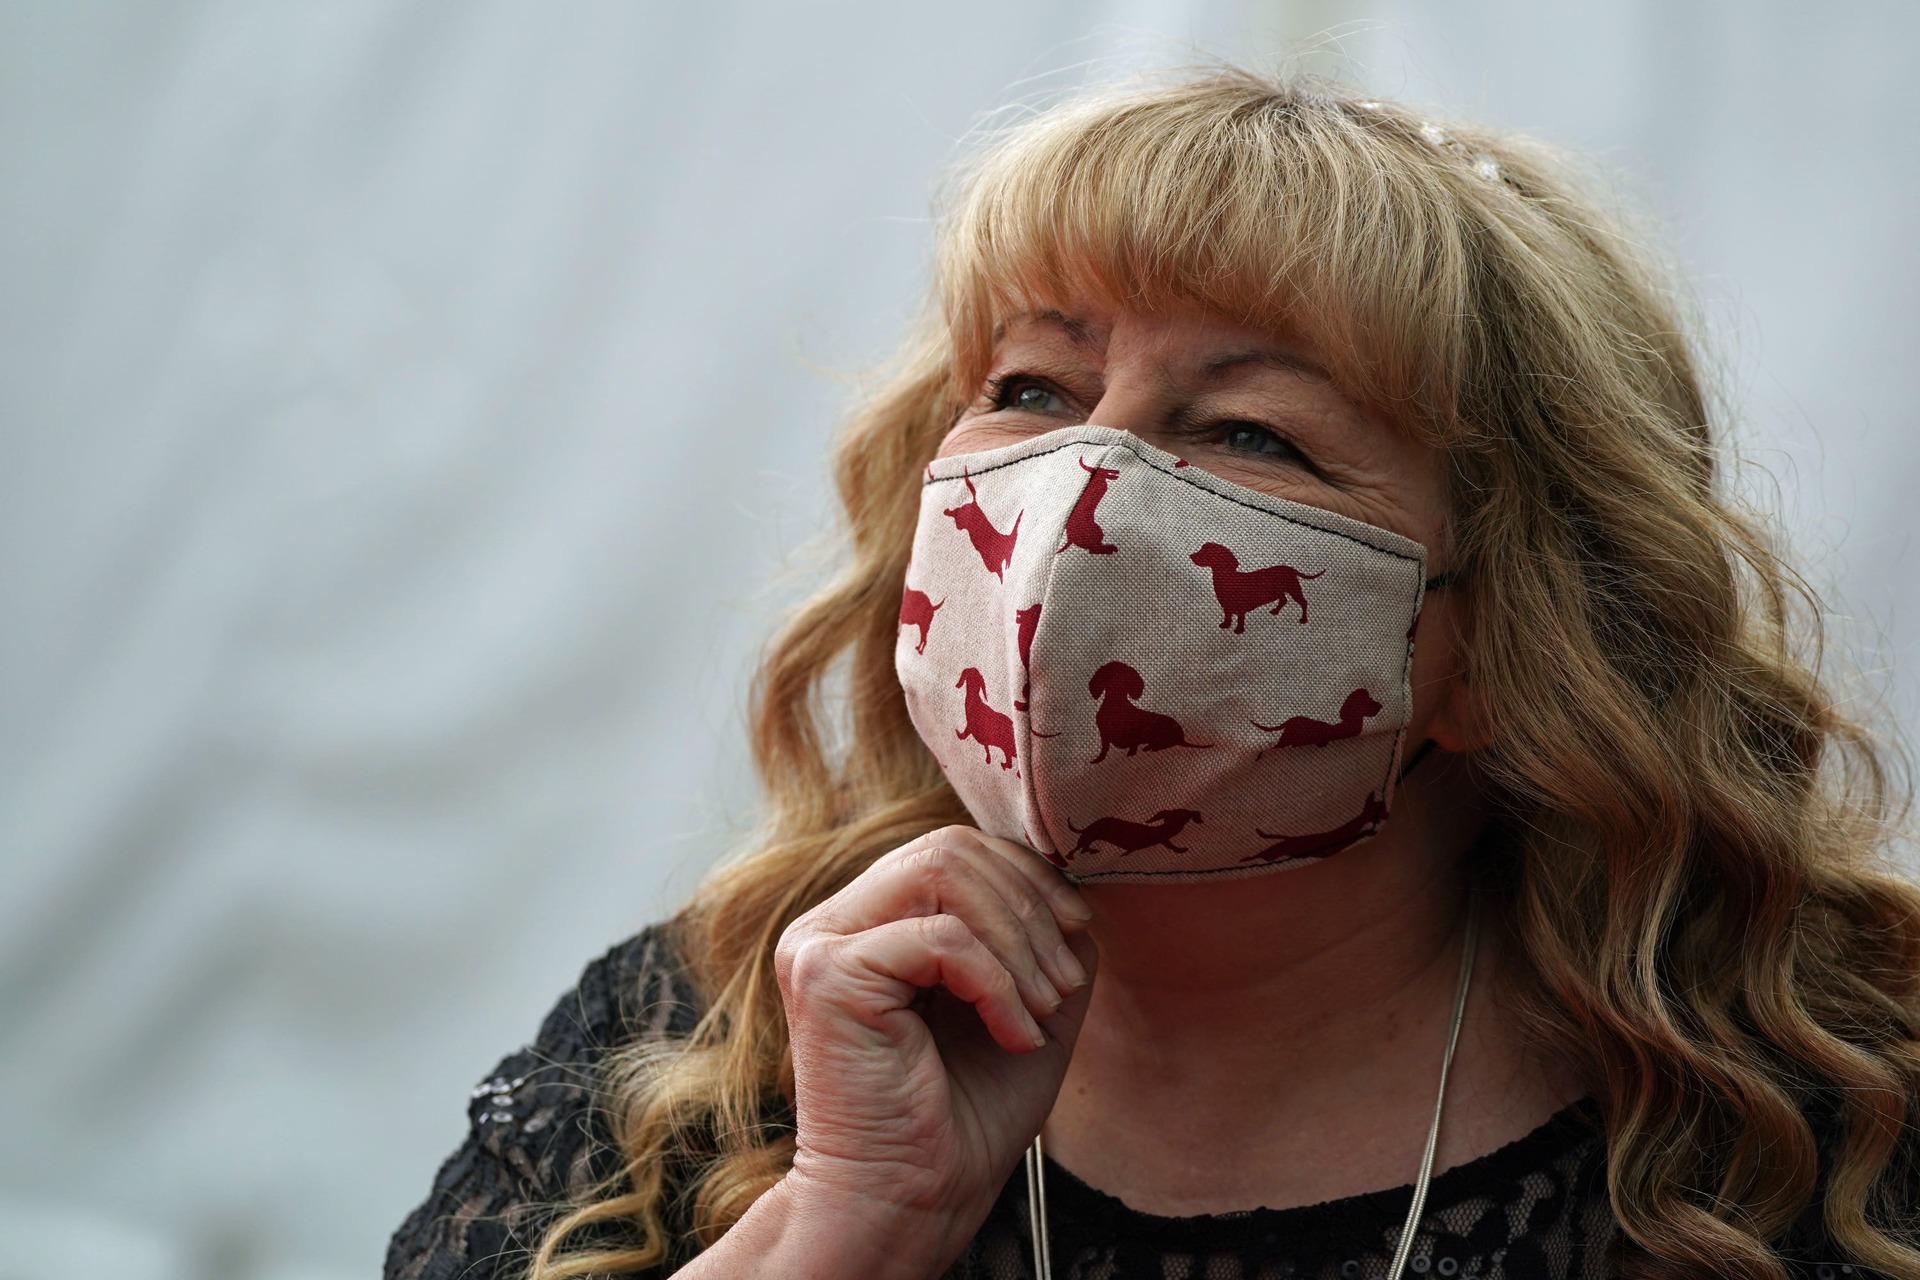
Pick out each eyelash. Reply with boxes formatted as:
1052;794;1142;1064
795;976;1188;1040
1180;420;1312;467
981;371;1319;474
984;372;1065;412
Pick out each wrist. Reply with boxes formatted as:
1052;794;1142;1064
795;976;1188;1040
764;1169;970;1280
671;1169;968;1280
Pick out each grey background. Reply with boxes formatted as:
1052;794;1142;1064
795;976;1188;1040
1;3;1913;1277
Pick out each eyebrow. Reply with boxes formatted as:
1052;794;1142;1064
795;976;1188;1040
989;315;1329;383
1203;348;1332;382
993;309;1098;347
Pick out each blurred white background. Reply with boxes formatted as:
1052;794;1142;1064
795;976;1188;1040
1;3;1914;1277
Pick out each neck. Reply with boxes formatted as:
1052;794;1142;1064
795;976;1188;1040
1046;755;1582;1214
1077;750;1484;1022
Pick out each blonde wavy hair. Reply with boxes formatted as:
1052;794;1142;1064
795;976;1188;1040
531;68;1920;1279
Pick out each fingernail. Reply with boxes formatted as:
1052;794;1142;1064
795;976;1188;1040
1030;1023;1049;1049
1056;891;1093;924
1055;943;1089;989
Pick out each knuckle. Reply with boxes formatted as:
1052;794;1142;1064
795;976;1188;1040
780;933;838;994
900;844;955;882
925;824;983;856
921;912;974;953
1004;885;1048;927
875;835;942;885
904;846;984;909
984;955;1019;997
772;922;804;983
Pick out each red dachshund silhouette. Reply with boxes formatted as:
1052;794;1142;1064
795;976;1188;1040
943;470;1022;580
955;667;1017;769
1189;542;1325;632
1087;661;1209;763
1057;457;1121;555
898;586;943;654
1251;688;1383;750
1243;794;1389;864
1065;808;1204;860
1013;602;1041;710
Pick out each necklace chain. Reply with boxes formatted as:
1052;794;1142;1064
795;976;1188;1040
1025;900;1482;1280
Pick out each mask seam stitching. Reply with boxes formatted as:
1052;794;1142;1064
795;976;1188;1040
926;430;1423;565
1008;446;1111;865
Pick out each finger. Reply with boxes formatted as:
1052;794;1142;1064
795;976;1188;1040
1036;927;1101;1051
845;914;1047;1053
969;828;1095;933
899;847;1064;1021
819;840;1062;1022
942;832;1091;998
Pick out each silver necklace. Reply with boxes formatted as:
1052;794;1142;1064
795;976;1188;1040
1024;900;1482;1280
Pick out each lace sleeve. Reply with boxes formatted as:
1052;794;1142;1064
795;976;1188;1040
385;923;704;1280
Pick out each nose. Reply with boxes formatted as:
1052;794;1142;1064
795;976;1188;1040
1084;370;1172;440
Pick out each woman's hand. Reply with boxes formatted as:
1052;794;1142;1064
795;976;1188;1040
766;825;1097;1277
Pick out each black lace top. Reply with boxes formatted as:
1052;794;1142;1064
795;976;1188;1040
386;924;1884;1280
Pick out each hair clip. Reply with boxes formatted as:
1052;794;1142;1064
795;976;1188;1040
1415;118;1510;187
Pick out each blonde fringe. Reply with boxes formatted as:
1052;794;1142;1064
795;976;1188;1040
530;68;1920;1280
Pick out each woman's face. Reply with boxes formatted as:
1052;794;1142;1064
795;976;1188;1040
937;301;1483;753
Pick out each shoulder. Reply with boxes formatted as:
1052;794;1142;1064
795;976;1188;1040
384;921;705;1280
530;918;704;1057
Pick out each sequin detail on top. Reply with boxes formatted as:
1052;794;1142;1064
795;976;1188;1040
387;922;1902;1280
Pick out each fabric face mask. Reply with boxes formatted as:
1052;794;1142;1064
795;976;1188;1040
894;424;1440;883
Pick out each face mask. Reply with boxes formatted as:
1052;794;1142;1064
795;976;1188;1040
894;425;1446;883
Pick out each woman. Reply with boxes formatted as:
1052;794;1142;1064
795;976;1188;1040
386;68;1920;1280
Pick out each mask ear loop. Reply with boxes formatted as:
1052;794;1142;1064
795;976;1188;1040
1396;567;1465;784
1397;739;1438;782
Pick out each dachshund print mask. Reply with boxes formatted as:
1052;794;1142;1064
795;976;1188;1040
894;425;1441;883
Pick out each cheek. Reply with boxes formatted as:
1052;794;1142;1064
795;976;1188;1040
935;420;1038;460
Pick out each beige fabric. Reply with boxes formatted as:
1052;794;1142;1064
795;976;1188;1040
895;426;1431;882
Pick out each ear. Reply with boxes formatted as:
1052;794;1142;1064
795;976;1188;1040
1426;663;1494;754
1419;582;1494;754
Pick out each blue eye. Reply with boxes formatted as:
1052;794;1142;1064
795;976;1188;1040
1222;423;1305;461
993;377;1071;415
